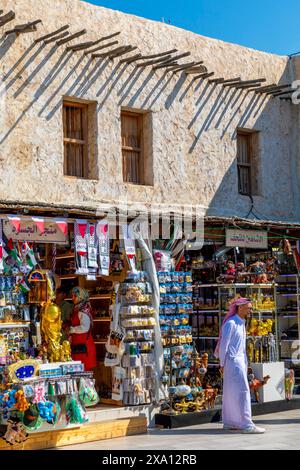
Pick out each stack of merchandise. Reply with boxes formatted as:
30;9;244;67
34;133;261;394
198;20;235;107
119;272;156;405
158;272;193;384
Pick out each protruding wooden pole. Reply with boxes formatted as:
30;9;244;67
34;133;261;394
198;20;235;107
225;79;266;89
185;65;207;74
5;20;42;35
92;45;135;59
137;55;173;67
44;31;70;45
222;77;241;84
169;61;203;72
193;72;214;80
83;41;119;55
153;62;178;70
0;11;15;27
259;84;291;94
119;53;142;64
56;29;86;47
272;89;294;97
34;25;69;43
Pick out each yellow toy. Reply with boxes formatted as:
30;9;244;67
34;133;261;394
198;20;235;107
14;390;30;412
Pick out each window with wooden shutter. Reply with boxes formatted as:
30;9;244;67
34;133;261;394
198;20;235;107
121;111;144;184
63;101;88;178
237;131;254;196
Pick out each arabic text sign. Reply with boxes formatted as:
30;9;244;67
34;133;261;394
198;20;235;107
3;220;68;244
226;229;268;249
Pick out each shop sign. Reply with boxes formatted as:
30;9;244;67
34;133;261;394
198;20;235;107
3;220;68;244
226;229;268;249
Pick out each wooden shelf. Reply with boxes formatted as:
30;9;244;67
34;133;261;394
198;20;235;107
95;341;107;344
65;294;111;301
93;318;111;322
0;322;31;328
59;274;78;280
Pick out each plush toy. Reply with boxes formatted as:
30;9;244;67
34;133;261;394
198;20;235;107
248;368;270;402
3;419;28;445
37;401;56;424
224;261;236;283
14;390;30;412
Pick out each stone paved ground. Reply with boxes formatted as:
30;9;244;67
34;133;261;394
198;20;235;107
55;409;300;450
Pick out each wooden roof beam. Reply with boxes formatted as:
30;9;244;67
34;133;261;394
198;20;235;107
5;20;42;35
250;83;278;93
227;79;266;89
109;46;137;59
137;49;178;60
34;25;69;43
161;51;191;64
119;53;142;64
44;31;70;45
193;72;215;80
0;11;15;27
56;29;86;47
153;62;178;70
208;77;224;84
221;77;241;84
169;61;203;72
185;65;208;75
83;41;119;55
272;89;294;97
264;84;292;94
92;45;135;59
137;55;173;67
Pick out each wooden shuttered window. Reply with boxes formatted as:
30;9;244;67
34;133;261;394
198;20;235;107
237;132;252;196
63;101;88;178
121;111;144;184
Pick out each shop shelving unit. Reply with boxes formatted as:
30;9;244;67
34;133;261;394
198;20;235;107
276;273;300;386
192;282;279;365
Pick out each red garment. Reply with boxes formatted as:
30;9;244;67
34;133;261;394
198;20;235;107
70;302;97;371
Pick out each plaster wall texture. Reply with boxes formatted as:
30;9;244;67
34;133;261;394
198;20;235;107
0;0;298;222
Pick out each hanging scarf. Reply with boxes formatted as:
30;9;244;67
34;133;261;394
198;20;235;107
214;297;250;358
74;220;89;275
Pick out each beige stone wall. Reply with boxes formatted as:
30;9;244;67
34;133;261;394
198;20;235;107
0;0;298;222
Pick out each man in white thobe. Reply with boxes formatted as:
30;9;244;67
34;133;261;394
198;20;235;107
217;298;265;434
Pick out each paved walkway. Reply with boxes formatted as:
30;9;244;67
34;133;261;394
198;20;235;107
56;409;300;450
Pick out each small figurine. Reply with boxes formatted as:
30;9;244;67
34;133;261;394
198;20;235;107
248;368;270;402
285;369;295;400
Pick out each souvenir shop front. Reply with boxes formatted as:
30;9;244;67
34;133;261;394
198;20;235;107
0;212;156;449
1;209;300;447
154;217;300;427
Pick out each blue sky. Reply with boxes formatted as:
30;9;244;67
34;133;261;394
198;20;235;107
84;0;300;56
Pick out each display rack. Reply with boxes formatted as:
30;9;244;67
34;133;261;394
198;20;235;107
276;273;300;386
192;282;279;366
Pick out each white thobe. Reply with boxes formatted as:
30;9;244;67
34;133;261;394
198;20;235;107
219;314;254;429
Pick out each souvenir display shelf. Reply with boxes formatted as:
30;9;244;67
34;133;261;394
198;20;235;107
158;271;193;385
192;283;279;366
119;271;157;406
276;273;300;386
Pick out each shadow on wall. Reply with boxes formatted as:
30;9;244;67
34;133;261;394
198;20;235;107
206;60;299;223
0;36;299;223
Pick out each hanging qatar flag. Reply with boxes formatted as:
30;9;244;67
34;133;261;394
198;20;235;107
55;219;68;237
97;220;110;276
8;215;21;234
74;220;88;275
32;217;45;235
0;220;3;274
